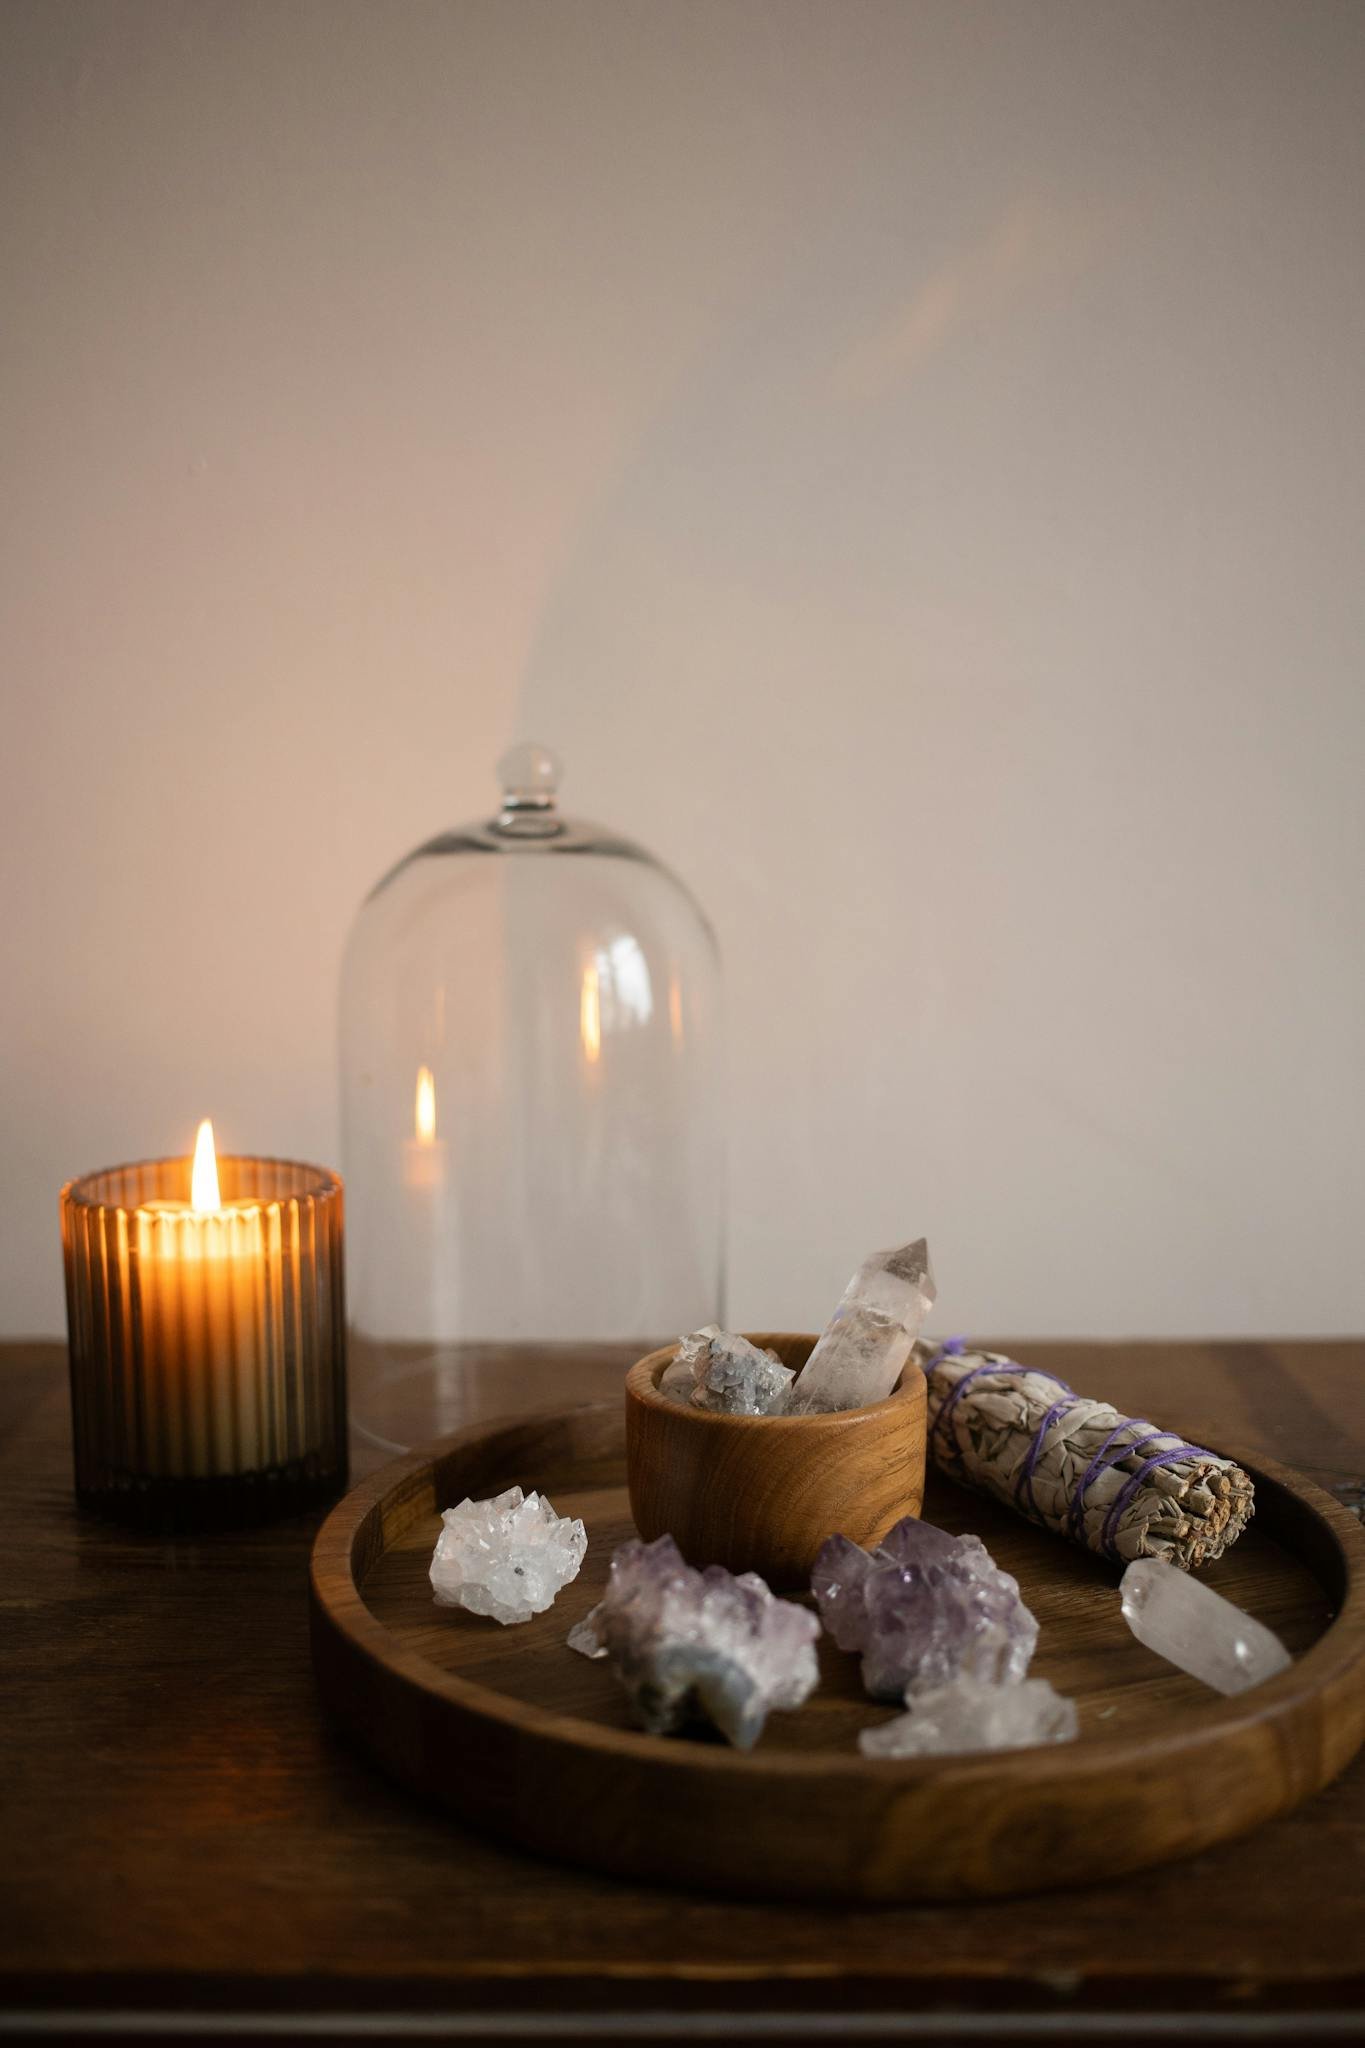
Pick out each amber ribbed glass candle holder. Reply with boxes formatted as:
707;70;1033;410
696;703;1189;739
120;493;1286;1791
61;1155;347;1532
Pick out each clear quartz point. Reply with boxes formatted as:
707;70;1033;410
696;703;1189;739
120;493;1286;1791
1119;1557;1292;1695
791;1239;935;1413
859;1674;1078;1759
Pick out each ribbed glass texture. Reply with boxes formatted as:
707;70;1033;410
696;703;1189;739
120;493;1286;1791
60;1155;347;1531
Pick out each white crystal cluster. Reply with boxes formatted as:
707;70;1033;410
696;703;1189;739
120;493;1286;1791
430;1486;586;1625
661;1326;795;1415
791;1239;936;1414
1120;1557;1291;1694
859;1675;1078;1758
569;1534;819;1748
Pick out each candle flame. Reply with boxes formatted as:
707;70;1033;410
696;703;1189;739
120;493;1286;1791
580;961;601;1065
415;1065;437;1145
191;1118;221;1213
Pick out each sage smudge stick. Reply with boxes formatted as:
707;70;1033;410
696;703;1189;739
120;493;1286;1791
920;1341;1253;1569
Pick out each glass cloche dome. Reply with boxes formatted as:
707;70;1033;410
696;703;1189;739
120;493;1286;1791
340;743;723;1451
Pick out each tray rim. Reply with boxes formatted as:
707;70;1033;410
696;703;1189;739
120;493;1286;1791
311;1397;1365;1787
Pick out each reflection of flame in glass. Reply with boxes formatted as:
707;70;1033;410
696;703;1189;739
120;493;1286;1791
414;1066;437;1144
668;977;683;1043
191;1118;221;1213
582;937;654;1063
603;934;653;1026
580;962;602;1065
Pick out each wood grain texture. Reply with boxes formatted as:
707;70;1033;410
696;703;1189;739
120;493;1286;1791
625;1333;926;1586
311;1390;1365;1905
4;1337;1365;2040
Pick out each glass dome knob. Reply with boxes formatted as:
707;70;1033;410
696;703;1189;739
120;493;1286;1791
497;741;561;811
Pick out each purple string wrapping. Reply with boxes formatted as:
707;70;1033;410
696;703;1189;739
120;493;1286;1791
1065;1420;1154;1539
928;1344;1073;1468
920;1343;1253;1570
1013;1398;1076;1523
929;1360;1001;1450
1099;1442;1216;1557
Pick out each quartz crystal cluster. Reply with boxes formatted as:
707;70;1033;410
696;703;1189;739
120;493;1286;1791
664;1325;795;1416
1120;1557;1291;1694
814;1515;1075;1759
789;1240;935;1414
430;1486;587;1625
569;1534;819;1748
813;1516;1039;1699
859;1675;1078;1758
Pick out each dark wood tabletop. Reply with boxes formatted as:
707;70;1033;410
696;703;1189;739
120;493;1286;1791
3;1337;1363;2046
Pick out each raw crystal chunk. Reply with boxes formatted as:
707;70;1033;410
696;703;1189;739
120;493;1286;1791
812;1515;1038;1699
430;1485;586;1625
657;1356;696;1404
859;1674;1078;1758
1120;1557;1291;1694
791;1239;935;1414
808;1533;879;1652
566;1607;608;1658
674;1325;794;1415
587;1534;819;1747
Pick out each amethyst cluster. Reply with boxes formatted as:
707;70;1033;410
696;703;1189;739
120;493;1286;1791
569;1534;819;1749
811;1516;1039;1700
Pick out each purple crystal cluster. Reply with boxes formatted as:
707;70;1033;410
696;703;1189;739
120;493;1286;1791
811;1516;1039;1700
569;1534;819;1748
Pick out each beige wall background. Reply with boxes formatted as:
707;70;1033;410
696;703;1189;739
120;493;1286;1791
4;0;1363;1340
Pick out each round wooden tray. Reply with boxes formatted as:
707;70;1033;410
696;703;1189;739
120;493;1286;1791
309;1396;1365;1903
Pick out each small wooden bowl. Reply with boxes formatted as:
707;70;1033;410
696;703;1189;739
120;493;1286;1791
625;1331;926;1589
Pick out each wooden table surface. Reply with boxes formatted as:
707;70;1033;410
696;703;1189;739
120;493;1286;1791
3;1338;1364;2046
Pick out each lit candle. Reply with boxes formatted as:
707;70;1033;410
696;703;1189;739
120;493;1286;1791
135;1120;273;1478
61;1128;347;1531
